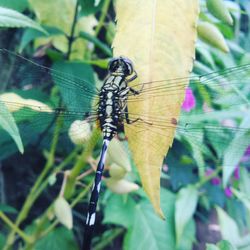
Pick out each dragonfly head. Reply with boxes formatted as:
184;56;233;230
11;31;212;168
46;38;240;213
108;56;134;76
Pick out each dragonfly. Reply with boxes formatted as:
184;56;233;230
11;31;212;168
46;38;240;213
0;49;250;249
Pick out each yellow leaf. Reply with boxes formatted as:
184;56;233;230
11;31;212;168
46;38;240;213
112;0;199;218
29;0;76;35
29;0;97;59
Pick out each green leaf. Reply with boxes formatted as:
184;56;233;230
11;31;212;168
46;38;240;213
124;189;176;250
103;194;136;228
123;189;195;250
217;240;237;250
0;99;24;153
0;0;28;12
206;244;220;250
223;115;250;186
216;206;241;246
79;0;104;16
0;6;48;34
239;168;250;198
207;241;237;250
175;185;198;246
177;220;196;250
34;227;78;250
79;31;112;56
52;61;95;111
232;188;250;212
19;26;64;52
0;204;18;214
19;28;47;52
0;234;5;249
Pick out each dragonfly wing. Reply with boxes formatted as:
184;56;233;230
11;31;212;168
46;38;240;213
128;63;250;101
0;99;99;160
0;51;101;159
0;49;99;111
125;64;250;176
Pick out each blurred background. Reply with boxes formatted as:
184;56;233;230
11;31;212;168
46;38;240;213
0;0;250;249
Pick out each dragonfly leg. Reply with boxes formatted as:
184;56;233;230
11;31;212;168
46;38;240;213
126;69;138;83
124;106;153;125
127;70;145;95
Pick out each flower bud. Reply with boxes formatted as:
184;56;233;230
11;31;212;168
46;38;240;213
68;120;91;145
109;163;127;180
198;22;229;53
105;178;139;194
48;173;57;186
54;197;73;229
106;138;131;172
207;0;233;25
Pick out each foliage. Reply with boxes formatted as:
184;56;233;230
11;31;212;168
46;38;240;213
0;0;250;250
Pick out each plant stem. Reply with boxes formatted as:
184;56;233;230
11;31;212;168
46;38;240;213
0;212;31;243
24;181;93;250
33;147;80;201
22;131;100;249
94;228;124;250
66;0;79;59
64;128;101;198
40;181;93;239
3;116;63;250
195;166;222;189
95;0;111;37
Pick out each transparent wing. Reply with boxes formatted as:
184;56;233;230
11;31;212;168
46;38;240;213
125;64;250;168
128;63;250;101
0;49;99;110
1;49;250;167
0;100;99;160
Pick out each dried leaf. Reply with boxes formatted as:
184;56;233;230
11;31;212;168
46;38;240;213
113;0;199;217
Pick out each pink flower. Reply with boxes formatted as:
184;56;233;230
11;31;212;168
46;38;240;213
205;168;213;176
240;145;250;162
224;186;233;198
182;87;196;112
234;166;240;180
211;177;221;185
162;164;168;173
245;145;250;157
205;168;221;186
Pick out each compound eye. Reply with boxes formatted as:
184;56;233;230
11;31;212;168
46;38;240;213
108;57;120;72
121;57;134;75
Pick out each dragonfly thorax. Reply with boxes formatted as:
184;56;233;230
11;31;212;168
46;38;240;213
98;74;130;140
